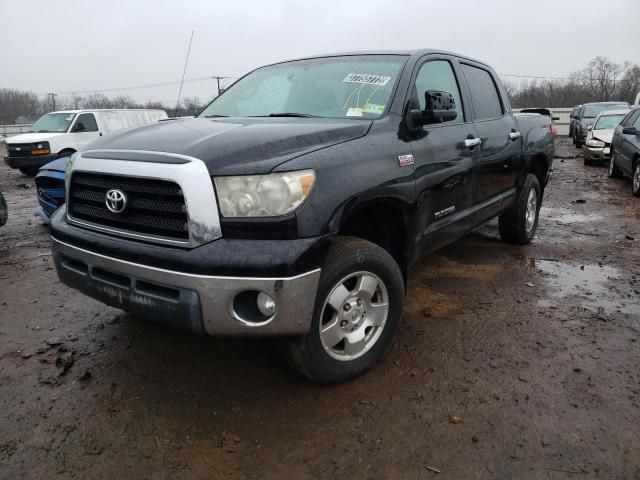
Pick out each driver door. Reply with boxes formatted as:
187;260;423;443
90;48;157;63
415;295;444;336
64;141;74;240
408;57;480;255
70;113;101;150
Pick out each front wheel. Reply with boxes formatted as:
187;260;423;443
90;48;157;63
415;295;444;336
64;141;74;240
608;151;622;178
499;173;541;245
282;237;404;383
632;161;640;198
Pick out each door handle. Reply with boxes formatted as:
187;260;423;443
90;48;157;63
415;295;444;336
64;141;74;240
464;138;481;149
509;131;522;140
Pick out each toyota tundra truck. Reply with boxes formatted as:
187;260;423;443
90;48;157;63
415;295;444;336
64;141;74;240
49;50;554;383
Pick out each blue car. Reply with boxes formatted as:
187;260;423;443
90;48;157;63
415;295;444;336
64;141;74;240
35;158;68;221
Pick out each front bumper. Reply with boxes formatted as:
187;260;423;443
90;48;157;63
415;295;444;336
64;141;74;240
4;154;57;169
582;145;611;161
52;236;322;336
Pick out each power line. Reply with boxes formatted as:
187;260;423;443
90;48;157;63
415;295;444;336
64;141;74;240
56;75;237;95
499;73;570;81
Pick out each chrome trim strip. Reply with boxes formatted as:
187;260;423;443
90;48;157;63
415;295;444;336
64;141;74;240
52;236;321;336
65;149;221;248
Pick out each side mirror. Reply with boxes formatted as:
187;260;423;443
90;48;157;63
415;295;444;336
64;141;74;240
622;126;638;135
423;90;457;124
73;122;86;132
587;125;592;131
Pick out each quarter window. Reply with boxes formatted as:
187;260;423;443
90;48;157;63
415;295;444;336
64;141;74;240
461;64;504;120
413;60;464;124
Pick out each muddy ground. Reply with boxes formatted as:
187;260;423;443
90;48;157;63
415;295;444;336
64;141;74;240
1;138;639;479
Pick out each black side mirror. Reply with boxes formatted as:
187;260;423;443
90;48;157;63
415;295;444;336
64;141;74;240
73;122;86;132
423;90;457;124
407;90;457;130
622;126;638;135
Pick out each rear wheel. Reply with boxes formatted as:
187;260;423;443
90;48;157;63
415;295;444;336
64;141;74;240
608;150;622;178
499;174;541;245
281;237;404;383
632;161;640;198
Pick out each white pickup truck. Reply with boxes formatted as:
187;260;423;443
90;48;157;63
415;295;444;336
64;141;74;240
3;109;167;175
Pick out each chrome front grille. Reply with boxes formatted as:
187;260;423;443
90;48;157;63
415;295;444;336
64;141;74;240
65;150;222;247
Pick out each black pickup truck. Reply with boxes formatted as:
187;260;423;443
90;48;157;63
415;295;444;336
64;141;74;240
50;50;554;383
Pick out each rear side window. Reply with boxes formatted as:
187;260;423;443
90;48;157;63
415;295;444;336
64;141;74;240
413;60;464;124
461;64;503;120
75;113;98;132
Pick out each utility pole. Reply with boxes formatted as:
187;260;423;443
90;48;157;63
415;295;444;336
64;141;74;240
47;93;58;111
212;76;232;96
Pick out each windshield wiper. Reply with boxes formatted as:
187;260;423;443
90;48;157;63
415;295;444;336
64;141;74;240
265;112;318;118
204;114;228;118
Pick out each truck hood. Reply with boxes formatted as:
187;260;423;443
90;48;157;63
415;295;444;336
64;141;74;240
6;132;65;144
83;117;372;175
591;129;614;144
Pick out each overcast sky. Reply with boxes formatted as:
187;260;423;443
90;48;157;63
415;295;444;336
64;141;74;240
1;0;639;106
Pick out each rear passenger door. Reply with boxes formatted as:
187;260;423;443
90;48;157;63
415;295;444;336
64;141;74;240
408;56;480;252
460;63;520;220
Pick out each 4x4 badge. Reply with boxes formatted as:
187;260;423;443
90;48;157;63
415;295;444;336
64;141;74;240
398;154;414;167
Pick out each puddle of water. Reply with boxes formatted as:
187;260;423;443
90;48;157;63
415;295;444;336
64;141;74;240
540;206;602;224
529;259;640;315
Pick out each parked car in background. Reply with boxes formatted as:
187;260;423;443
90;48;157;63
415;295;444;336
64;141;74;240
569;105;581;138
572;102;630;147
609;106;640;196
49;49;555;383
0;192;7;226
582;109;629;165
3;109;168;175
35;158;67;221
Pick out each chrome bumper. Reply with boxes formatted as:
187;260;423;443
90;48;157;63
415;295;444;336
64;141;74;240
52;237;321;336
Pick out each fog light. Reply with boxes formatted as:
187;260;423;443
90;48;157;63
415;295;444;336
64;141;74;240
256;292;276;317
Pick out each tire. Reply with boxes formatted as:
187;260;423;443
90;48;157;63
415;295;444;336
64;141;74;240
18;167;38;176
499;173;541;245
608;151;622;178
632;161;640;198
281;236;404;383
58;150;75;159
0;193;7;227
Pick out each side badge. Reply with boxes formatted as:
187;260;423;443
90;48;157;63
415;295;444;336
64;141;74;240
398;154;414;167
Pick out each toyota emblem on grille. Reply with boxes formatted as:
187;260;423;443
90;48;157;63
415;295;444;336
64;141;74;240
105;189;127;214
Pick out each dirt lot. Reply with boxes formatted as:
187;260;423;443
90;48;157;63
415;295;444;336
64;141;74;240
1;138;639;479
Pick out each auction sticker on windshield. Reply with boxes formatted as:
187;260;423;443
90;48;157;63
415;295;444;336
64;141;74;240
343;73;391;86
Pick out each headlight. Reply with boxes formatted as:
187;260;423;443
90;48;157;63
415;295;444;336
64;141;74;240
586;139;605;148
214;170;315;217
31;141;50;155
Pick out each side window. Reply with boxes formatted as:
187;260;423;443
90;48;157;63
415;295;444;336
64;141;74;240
633;112;640;129
75;113;99;132
414;60;464;124
461;64;504;120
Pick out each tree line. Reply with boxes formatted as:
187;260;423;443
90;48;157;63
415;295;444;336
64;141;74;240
0;91;207;124
504;56;640;108
2;56;639;124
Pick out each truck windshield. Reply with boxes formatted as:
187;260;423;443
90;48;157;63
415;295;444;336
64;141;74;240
198;55;407;120
594;114;626;130
31;112;76;133
582;104;628;118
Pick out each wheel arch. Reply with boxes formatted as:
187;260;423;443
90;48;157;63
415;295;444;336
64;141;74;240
331;197;412;284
